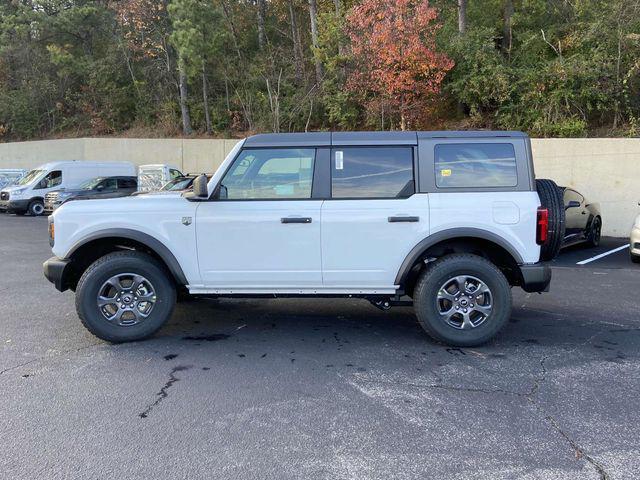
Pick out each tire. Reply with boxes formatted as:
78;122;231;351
75;251;176;342
631;253;640;264
28;200;45;216
536;179;565;261
585;216;602;247
413;254;512;347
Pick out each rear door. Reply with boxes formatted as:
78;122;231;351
321;146;428;290
196;147;323;290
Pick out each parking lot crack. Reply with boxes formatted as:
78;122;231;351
0;342;102;378
139;365;192;419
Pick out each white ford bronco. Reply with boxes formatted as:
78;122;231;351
44;131;564;346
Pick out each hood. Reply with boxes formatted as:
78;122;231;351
55;190;184;215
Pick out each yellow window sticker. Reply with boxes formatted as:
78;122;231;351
440;169;452;177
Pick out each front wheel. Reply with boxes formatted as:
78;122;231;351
75;251;176;342
413;254;512;347
28;200;45;216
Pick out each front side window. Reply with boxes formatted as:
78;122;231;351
435;143;517;188
118;178;137;189
36;170;62;189
99;178;118;190
331;147;414;199
220;148;315;200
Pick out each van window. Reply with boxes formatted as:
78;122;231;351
331;147;414;199
435;143;517;188
35;170;62;189
220;148;315;200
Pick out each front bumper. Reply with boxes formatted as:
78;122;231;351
0;199;30;213
519;263;551;293
43;256;73;292
631;227;640;257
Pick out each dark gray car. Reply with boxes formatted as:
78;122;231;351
44;176;138;213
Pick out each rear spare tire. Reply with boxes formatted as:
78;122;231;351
536;179;565;261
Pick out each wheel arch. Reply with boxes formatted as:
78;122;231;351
64;229;188;290
395;228;524;294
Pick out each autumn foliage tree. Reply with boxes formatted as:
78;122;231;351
346;0;453;130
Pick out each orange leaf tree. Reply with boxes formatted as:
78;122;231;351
346;0;453;130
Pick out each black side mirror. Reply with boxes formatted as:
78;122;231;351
565;200;580;210
96;185;104;191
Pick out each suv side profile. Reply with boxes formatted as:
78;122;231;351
44;131;560;347
44;176;138;213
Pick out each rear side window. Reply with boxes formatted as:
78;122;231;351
435;143;517;188
331;147;414;199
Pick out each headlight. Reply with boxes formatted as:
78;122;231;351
11;188;26;197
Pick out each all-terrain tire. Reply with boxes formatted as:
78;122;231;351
75;251;176;343
413;254;512;347
28;200;45;216
536;179;565;261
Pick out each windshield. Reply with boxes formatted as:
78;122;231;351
16;169;44;186
79;177;104;190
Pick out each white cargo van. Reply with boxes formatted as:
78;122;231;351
0;161;136;216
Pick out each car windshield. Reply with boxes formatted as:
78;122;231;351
16;169;44;186
161;177;193;191
78;177;105;190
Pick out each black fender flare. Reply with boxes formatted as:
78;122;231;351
66;228;188;286
394;228;525;286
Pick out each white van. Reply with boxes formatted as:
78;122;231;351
0;161;136;216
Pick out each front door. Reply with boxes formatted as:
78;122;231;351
321;146;429;290
196;147;322;290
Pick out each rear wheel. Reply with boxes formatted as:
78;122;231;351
28;200;45;216
75;251;176;342
413;254;512;347
536;179;565;261
631;253;640;264
585;217;602;247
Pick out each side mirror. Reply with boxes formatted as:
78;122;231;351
96;185;104;192
184;174;209;201
565;200;580;210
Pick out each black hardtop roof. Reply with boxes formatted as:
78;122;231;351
244;131;528;147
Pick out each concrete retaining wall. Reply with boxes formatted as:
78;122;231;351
1;137;638;236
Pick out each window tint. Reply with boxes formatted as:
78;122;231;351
220;148;315;200
563;189;583;204
118;178;137;189
170;169;182;180
435;143;517;188
36;170;62;189
331;147;414;199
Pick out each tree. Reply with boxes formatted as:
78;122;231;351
346;0;454;129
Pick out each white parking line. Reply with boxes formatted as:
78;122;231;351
576;244;630;265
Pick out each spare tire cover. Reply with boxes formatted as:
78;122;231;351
536;178;565;261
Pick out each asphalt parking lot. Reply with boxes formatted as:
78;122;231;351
1;215;639;480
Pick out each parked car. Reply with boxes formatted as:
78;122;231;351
0;161;136;216
44;176;138;213
137;164;183;192
43;131;564;347
0;169;28;191
560;187;602;248
160;174;197;191
631;208;640;263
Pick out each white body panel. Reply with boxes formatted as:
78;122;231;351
429;192;541;264
52;194;201;287
321;195;429;288
195;200;322;288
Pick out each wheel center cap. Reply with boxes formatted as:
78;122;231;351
122;294;133;303
459;298;469;307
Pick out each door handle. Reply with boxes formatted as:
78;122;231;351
281;217;312;224
388;216;419;223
